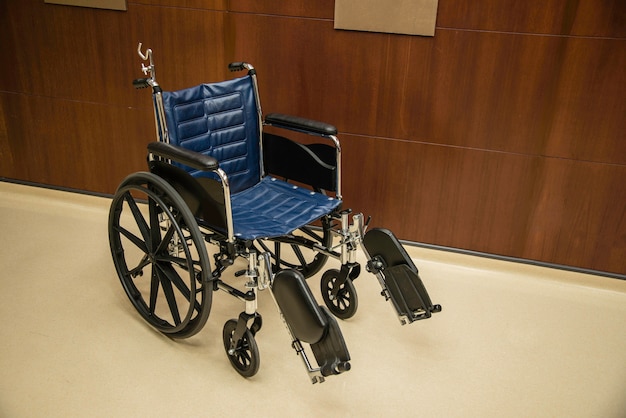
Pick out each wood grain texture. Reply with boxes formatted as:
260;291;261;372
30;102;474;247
1;92;152;193
131;0;227;11
227;0;334;19
437;0;626;37
341;134;626;274
227;14;626;164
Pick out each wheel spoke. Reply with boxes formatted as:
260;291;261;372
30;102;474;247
128;255;150;278
149;266;160;314
124;192;151;246
116;225;148;253
291;244;308;269
156;262;202;313
160;251;201;271
148;199;162;253
154;223;177;255
274;242;282;268
157;254;191;268
156;264;181;325
240;350;251;365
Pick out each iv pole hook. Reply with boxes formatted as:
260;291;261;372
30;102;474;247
137;42;155;80
137;42;151;61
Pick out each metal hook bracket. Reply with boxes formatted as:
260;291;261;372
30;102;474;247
137;42;156;81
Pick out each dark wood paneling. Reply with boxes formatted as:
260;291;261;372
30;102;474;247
437;0;626;37
525;159;626;273
341;135;541;257
227;0;333;19
0;0;228;193
128;3;228;92
131;0;227;10
543;38;626;162
228;14;626;165
0;1;227;106
1;92;152;193
341;134;626;275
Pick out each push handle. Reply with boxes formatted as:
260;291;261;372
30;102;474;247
133;78;150;89
228;62;246;72
228;62;256;75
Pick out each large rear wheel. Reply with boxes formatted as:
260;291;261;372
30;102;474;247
108;172;212;338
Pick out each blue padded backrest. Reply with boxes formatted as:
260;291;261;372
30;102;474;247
162;76;260;194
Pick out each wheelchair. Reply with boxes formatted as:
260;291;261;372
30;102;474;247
108;44;441;383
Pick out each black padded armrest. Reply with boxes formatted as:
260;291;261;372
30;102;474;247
265;113;337;136
147;142;219;171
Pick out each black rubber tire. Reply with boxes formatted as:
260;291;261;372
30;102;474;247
222;319;260;378
108;172;212;338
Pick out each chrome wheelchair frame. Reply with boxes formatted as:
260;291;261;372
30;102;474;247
108;44;440;384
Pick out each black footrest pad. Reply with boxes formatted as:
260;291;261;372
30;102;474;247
272;269;327;344
385;264;434;321
363;228;418;272
363;228;441;322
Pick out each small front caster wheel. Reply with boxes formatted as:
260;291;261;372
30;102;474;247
222;319;260;378
321;269;358;320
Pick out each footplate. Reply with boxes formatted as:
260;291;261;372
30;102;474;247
362;228;441;325
310;307;351;378
271;269;351;383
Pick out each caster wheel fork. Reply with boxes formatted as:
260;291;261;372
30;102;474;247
222;316;260;378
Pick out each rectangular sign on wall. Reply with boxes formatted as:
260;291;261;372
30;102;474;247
44;0;127;11
334;0;439;36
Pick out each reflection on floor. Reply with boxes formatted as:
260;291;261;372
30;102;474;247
1;181;625;418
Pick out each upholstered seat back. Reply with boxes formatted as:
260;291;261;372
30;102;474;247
162;76;260;194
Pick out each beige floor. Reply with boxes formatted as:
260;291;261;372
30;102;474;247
1;181;625;418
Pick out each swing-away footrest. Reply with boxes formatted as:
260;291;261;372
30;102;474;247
383;263;442;324
362;228;441;325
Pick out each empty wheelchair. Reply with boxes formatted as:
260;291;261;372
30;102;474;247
108;44;441;383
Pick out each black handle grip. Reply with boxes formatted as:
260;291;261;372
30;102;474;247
133;78;150;89
228;62;245;72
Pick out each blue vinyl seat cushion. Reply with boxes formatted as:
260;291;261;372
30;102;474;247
230;177;341;240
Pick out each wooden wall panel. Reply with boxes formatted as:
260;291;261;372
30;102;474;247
132;0;227;10
340;134;626;275
437;0;626;37
525;160;626;273
0;0;228;193
227;14;626;165
227;0;333;19
0;1;227;106
543;38;626;163
1;92;151;193
340;135;541;258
